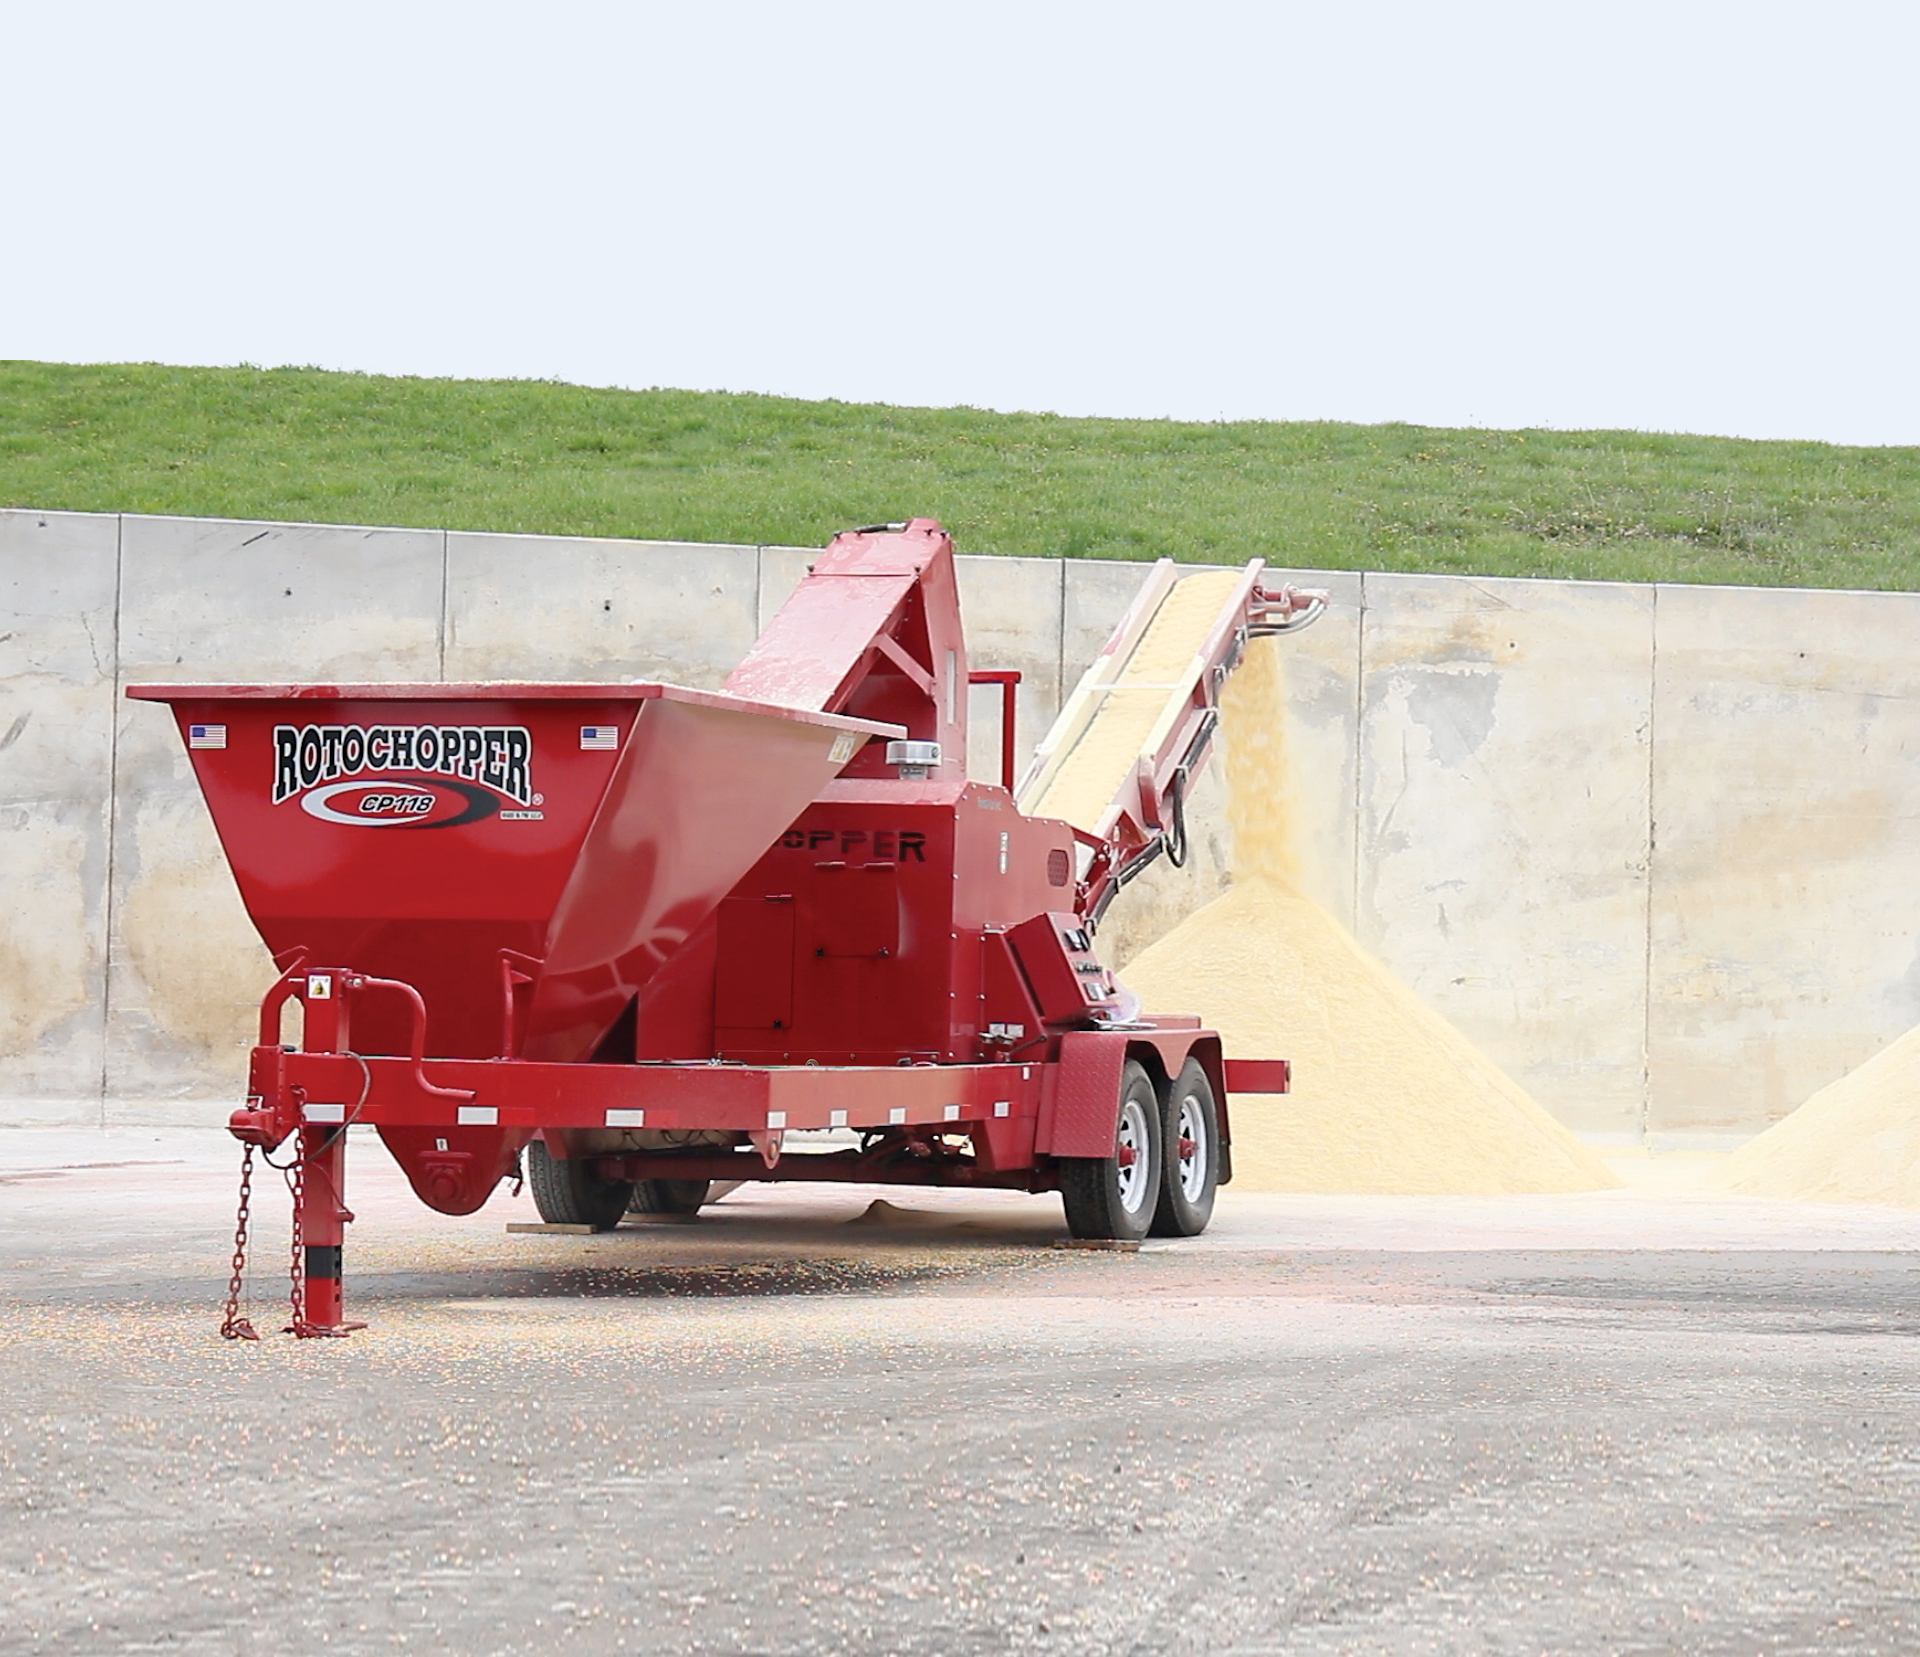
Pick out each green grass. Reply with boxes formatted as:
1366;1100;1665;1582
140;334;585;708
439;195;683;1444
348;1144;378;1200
6;360;1920;588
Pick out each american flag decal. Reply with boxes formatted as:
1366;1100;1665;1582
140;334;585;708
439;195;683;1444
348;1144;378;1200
579;726;618;750
188;724;227;749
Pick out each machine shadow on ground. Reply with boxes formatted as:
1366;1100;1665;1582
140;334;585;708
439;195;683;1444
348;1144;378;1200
343;1189;1071;1307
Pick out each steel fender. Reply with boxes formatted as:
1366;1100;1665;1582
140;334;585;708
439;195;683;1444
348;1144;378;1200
1039;1031;1132;1158
1186;1035;1232;1186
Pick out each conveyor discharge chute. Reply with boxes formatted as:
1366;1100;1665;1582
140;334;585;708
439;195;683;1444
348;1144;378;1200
1017;559;1326;921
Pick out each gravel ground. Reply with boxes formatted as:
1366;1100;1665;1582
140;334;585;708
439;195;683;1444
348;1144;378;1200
3;1128;1919;1656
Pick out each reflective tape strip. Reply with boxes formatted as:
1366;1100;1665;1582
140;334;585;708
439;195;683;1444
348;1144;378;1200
457;1106;498;1126
302;1103;346;1125
606;1109;645;1128
994;1101;1010;1118
767;1110;787;1129
943;1104;961;1121
829;1109;848;1128
888;1107;907;1125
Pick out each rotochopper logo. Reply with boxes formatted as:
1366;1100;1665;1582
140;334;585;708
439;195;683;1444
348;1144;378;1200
272;723;540;827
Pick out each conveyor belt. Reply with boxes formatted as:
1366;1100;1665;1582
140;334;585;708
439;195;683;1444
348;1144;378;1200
1020;566;1250;836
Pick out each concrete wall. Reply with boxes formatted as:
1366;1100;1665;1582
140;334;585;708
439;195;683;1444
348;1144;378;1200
0;512;119;1120
5;506;1919;1143
1354;575;1657;1138
1646;585;1920;1132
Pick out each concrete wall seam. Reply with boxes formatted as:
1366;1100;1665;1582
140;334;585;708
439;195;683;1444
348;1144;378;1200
1639;582;1660;1142
95;513;126;1128
1351;571;1370;938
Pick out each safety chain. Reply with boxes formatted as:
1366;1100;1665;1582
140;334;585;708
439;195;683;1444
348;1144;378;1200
219;1134;338;1340
218;1145;260;1341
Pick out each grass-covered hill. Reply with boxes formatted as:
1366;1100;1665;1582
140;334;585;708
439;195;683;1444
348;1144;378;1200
5;360;1919;589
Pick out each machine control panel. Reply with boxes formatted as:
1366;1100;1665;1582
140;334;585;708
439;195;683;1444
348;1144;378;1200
1006;911;1118;1024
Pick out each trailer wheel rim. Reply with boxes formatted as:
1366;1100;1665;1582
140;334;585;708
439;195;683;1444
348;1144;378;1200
1115;1096;1152;1214
1175;1091;1209;1203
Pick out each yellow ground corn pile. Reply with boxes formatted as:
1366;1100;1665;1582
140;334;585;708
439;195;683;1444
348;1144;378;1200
1720;1025;1920;1207
1057;576;1617;1194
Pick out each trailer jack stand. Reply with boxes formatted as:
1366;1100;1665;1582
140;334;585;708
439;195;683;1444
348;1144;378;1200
222;1128;364;1340
288;1126;365;1338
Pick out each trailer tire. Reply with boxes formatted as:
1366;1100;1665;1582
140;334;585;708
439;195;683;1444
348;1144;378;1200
526;1139;633;1231
628;1178;712;1216
1060;1060;1163;1241
1150;1058;1219;1237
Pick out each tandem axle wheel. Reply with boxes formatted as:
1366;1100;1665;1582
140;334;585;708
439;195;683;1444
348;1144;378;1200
526;1141;712;1230
1058;1059;1162;1241
1059;1057;1221;1242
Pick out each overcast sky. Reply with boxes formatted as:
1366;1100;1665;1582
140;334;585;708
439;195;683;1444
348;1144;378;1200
3;2;1914;444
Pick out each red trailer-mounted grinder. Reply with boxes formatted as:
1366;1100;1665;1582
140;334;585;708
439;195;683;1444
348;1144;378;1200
131;520;1324;1337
